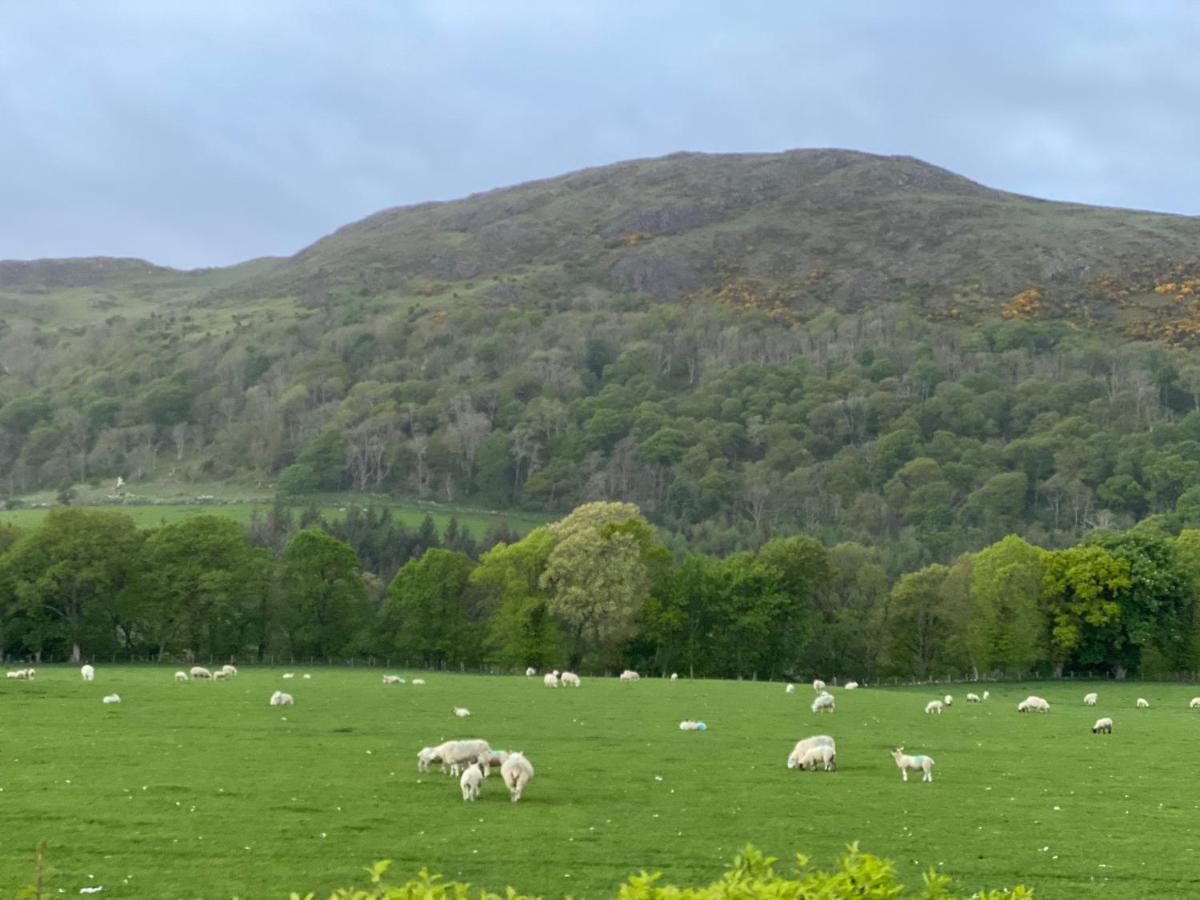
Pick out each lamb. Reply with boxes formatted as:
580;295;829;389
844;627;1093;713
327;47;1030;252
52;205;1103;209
966;693;981;703
174;671;189;682
382;675;404;684
925;699;944;715
1191;697;1200;709
302;673;312;680
500;751;534;802
844;681;858;690
190;666;212;679
1084;692;1098;706
1092;717;1113;734
460;761;485;801
811;692;835;713
943;694;953;707
102;694;121;705
440;739;493;776
890;747;934;782
544;672;560;688
417;746;444;773
670;673;679;680
220;664;238;677
797;744;836;772
525;667;537;677
453;707;471;717
411;678;425;685
270;690;294;706
787;735;836;770
560;671;581;687
620;669;640;681
679;720;700;730
983;690;990;701
80;664;95;682
785;683;796;694
812;679;826;693
8;668;34;680
1136;697;1149;709
282;673;295;679
212;669;229;680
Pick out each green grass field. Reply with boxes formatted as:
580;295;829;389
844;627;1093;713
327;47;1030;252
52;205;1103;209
0;501;547;538
1;670;1197;898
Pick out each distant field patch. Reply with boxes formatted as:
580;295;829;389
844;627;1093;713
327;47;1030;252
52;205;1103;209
0;501;548;537
0;671;1196;897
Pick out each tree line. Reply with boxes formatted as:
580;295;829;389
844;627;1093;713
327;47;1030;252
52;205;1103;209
2;500;1197;682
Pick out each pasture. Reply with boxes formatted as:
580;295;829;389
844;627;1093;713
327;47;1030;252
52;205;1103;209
1;670;1198;898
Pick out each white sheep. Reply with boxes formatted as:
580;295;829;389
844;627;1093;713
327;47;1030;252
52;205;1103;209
453;707;471;717
1190;697;1200;709
785;683;796;694
620;669;640;681
4;671;19;679
102;694;121;705
460;761;485;801
890;747;934;782
1084;692;1098;706
1136;697;1149;709
174;670;189;682
787;735;836;770
190;666;212;680
560;671;581;687
439;739;493;776
1092;717;1113;734
411;678;425;685
811;692;835;713
525;667;537;677
797;744;836;771
1017;695;1050;713
282;672;295;679
679;719;699;730
270;690;294;706
544;672;560;688
417;746;443;773
80;664;95;682
382;675;404;685
943;694;953;706
812;679;826;693
302;673;312;680
213;669;229;680
220;664;238;677
844;681;858;690
983;690;990;701
966;692;981;703
670;673;678;680
500;751;534;802
925;699;944;715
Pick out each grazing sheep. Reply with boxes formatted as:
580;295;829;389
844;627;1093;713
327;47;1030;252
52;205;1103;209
811;692;835;713
543;672;560;688
966;692;981;703
1190;697;1200;709
417;746;443;773
439;739;493;776
8;668;35;680
1084;692;1098;706
269;690;294;706
670;673;679;680
411;678;425;685
4;671;19;679
797;744;836;772
943;694;953;706
500;751;534;802
1137;697;1149;709
785;683;796;694
102;694;121;705
80;664;95;682
525;667;537;677
382;675;404;685
787;735;836;770
190;666;212;680
1092;717;1113;734
174;670;189;682
845;681;859;690
282;673;295;679
812;679;826;693
1017;696;1050;713
560;671;581;687
890;747;934;782
220;664;238;677
620;669;640;681
453;707;471;717
213;669;229;681
925;700;944;715
302;673;312;679
679;719;700;730
460;762;485;801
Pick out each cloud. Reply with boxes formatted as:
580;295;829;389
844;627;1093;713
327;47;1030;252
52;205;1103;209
2;0;1199;267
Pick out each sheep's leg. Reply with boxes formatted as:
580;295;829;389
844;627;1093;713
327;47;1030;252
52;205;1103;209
901;769;908;782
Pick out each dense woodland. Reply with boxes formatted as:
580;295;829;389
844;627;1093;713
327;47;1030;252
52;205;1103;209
2;501;1198;683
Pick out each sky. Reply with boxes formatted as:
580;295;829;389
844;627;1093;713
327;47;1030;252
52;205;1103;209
2;1;1199;269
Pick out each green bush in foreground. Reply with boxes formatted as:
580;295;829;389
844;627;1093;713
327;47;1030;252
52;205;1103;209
292;845;1032;899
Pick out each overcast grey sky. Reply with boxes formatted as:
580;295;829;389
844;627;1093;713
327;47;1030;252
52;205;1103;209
2;1;1198;269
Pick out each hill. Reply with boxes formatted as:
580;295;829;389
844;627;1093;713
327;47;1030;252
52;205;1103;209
4;148;1200;570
